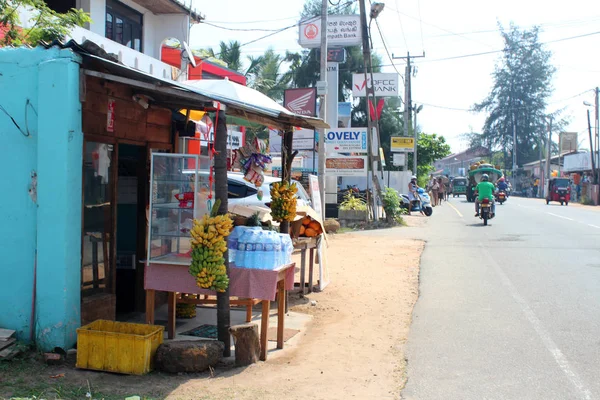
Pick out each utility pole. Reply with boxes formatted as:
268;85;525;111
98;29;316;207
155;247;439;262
393;52;424;174
545;116;552;198
317;0;328;219
413;103;423;175
587;109;597;184
595;87;599;183
358;0;383;218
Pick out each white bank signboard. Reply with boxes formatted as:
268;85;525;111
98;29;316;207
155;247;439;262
298;15;362;48
352;73;400;97
325;128;368;153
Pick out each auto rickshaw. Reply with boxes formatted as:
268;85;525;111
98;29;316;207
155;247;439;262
546;178;571;205
452;177;468;197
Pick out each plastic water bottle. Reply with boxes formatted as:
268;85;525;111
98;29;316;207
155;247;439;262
273;233;283;267
235;230;249;267
263;231;276;270
228;226;244;263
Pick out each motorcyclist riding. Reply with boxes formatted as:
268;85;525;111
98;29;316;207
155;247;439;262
475;174;496;217
497;177;508;192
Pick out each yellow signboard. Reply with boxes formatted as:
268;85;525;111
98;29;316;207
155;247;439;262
390;137;415;152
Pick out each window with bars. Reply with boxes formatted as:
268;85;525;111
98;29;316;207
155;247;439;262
105;0;143;52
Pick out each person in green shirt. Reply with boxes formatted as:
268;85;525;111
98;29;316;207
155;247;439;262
475;174;496;217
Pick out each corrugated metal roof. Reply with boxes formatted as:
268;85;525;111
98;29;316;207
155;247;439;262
40;39;329;131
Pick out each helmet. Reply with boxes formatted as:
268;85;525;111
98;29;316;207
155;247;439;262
482;174;489;181
499;177;505;182
411;175;417;180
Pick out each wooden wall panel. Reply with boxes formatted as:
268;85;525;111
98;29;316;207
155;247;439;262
83;76;172;145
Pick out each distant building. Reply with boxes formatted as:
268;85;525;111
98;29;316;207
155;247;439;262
434;146;491;176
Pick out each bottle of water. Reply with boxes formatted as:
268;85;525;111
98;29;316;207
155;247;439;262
254;229;266;269
235;229;249;267
228;226;244;264
263;231;276;270
273;232;283;267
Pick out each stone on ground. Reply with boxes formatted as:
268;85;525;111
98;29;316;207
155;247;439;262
155;340;224;373
324;218;340;233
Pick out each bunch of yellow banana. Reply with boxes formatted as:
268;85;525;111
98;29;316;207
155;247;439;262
188;200;232;292
190;213;233;247
270;181;298;222
176;302;196;318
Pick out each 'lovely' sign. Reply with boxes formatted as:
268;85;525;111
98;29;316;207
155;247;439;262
325;128;368;153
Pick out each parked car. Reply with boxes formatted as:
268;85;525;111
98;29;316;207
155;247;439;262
184;170;311;210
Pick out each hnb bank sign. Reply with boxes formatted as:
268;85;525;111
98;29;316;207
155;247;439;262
352;73;400;97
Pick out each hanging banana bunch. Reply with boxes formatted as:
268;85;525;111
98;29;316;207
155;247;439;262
270;181;298;222
189;200;233;292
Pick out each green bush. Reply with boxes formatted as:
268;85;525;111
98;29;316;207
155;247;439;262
339;191;367;211
382;187;406;222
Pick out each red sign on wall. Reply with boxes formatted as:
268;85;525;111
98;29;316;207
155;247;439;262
106;99;115;133
284;88;317;117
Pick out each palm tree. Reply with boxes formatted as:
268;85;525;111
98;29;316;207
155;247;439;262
205;40;263;79
250;49;292;102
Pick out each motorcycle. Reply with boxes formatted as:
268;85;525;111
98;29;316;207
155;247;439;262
479;198;495;226
412;188;433;217
495;190;507;205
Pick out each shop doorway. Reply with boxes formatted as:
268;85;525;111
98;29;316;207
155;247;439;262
115;144;147;315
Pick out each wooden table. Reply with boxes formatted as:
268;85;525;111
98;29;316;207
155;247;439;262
293;237;318;295
145;262;295;361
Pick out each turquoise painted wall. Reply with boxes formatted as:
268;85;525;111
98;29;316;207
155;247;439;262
0;47;83;350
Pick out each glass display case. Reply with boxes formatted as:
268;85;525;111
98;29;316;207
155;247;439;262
147;153;212;265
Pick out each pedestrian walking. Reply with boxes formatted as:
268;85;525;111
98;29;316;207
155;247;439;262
430;176;440;206
437;177;445;204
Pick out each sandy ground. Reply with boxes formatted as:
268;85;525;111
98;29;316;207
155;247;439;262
166;230;423;400
0;226;423;400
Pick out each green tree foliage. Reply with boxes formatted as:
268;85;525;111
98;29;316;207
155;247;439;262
473;24;556;167
0;0;90;46
204;40;264;79
408;133;451;180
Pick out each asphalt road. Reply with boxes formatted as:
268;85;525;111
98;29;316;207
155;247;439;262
400;196;600;400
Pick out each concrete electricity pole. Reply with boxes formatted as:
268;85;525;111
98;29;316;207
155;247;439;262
358;0;384;215
393;52;424;174
413;103;423;175
544;116;552;198
595;87;599;183
317;0;328;219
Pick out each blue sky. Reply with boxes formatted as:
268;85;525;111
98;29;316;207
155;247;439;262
189;0;600;154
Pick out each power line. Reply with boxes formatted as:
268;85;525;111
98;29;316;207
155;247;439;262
416;30;600;63
201;21;286;32
414;89;593;114
374;17;405;83
393;0;409;50
416;0;425;52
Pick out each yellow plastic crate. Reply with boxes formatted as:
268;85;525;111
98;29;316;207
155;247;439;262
76;320;164;375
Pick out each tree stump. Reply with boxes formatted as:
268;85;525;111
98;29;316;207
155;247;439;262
229;323;260;367
154;340;224;373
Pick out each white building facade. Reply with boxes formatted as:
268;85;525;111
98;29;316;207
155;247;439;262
27;0;202;79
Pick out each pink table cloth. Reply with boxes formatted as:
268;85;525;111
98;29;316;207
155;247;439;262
144;262;296;301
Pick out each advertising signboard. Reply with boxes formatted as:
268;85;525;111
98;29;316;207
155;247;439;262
325;128;368;153
308;174;323;220
269;129;315;153
352;73;400;97
298;15;362;48
390;137;415;152
284;88;317;116
392;153;406;166
325;156;368;176
560;132;578;153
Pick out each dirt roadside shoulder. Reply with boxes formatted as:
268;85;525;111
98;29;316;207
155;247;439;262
169;230;424;400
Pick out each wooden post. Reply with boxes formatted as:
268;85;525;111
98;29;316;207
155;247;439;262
277;280;285;349
279;127;297;234
260;300;270;361
145;289;155;324
167;291;176;339
214;107;231;357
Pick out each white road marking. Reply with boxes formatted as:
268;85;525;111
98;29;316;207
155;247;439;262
588;224;600;229
447;202;463;218
547;212;573;221
480;244;593;400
